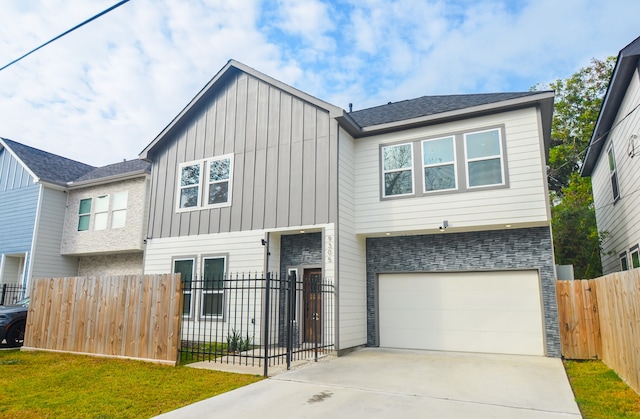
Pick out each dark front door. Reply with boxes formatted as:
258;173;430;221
303;269;322;343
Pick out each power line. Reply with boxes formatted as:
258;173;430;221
0;0;131;72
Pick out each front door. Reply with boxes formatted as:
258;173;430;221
303;269;322;343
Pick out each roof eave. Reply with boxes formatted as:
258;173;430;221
582;36;640;176
67;170;150;189
350;92;555;138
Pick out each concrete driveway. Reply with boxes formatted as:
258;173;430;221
155;348;581;418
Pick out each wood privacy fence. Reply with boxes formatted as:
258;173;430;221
556;271;640;395
23;275;182;365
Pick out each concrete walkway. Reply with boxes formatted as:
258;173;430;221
155;348;582;419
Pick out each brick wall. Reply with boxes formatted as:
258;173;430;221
366;226;561;357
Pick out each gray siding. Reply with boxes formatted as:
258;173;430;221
365;227;561;357
0;147;35;191
147;70;338;239
31;187;79;278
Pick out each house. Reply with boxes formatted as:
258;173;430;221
581;36;640;275
0;137;150;293
140;60;560;357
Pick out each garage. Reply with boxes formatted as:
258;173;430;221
378;270;545;356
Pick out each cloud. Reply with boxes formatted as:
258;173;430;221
0;0;639;166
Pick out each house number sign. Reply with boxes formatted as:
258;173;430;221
326;234;333;263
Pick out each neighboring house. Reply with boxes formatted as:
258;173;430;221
582;36;640;275
140;60;561;357
0;138;95;290
60;159;151;276
0;137;151;292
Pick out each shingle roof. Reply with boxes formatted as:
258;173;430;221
72;159;151;183
349;92;543;127
1;138;95;185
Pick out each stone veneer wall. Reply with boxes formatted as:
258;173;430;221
365;226;561;357
78;253;144;276
279;232;323;278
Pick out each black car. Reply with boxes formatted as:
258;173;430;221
0;297;28;347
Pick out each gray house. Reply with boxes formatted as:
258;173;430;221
581;35;640;274
140;60;561;357
0;138;150;292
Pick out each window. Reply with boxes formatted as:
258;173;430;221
179;163;201;209
382;143;414;197
94;195;109;230
620;252;629;271
78;198;92;231
202;257;225;318
173;259;194;317
608;146;620;201
630;246;640;269
422;136;456;192
465;129;504;187
177;155;233;211
207;157;231;205
111;191;128;229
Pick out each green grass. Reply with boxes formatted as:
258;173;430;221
564;360;640;418
0;350;262;419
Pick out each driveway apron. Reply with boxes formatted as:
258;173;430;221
155;348;581;419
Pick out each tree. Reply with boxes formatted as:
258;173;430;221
534;57;616;278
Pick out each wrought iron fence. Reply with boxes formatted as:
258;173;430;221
0;283;26;305
179;272;335;377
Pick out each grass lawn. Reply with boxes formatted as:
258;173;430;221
0;349;262;419
564;360;640;418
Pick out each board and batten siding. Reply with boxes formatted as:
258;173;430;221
0;184;39;254
146;70;338;240
30;187;79;279
336;128;367;349
0;147;35;191
354;107;550;234
591;69;640;274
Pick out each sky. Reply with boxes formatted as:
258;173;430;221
0;0;639;167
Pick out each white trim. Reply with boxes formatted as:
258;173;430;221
176;160;204;212
176;154;234;212
0;138;39;184
464;128;505;189
205;154;233;209
381;142;415;198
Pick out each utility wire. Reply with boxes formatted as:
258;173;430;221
0;0;131;72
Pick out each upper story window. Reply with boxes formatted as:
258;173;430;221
77;191;128;232
422;136;456;192
111;191;128;229
78;198;92;231
94;195;109;230
177;154;233;211
382;143;414;197
380;126;508;201
607;145;620;202
464;129;504;188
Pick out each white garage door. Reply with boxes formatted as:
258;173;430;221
379;271;544;356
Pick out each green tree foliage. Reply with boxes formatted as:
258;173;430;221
535;57;616;278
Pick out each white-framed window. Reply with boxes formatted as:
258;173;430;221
382;143;414;197
77;198;92;231
630;245;639;269
94;195;110;230
178;162;202;209
111;191;128;229
173;258;195;317
177;154;233;211
201;257;226;318
607;145;620;202
207;156;232;206
422;136;457;192
620;252;629;271
464;128;504;188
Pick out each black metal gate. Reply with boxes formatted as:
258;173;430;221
179;272;334;377
0;284;26;305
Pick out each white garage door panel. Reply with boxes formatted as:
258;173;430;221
379;271;544;356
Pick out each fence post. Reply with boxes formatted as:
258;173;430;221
263;272;271;378
0;284;6;305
